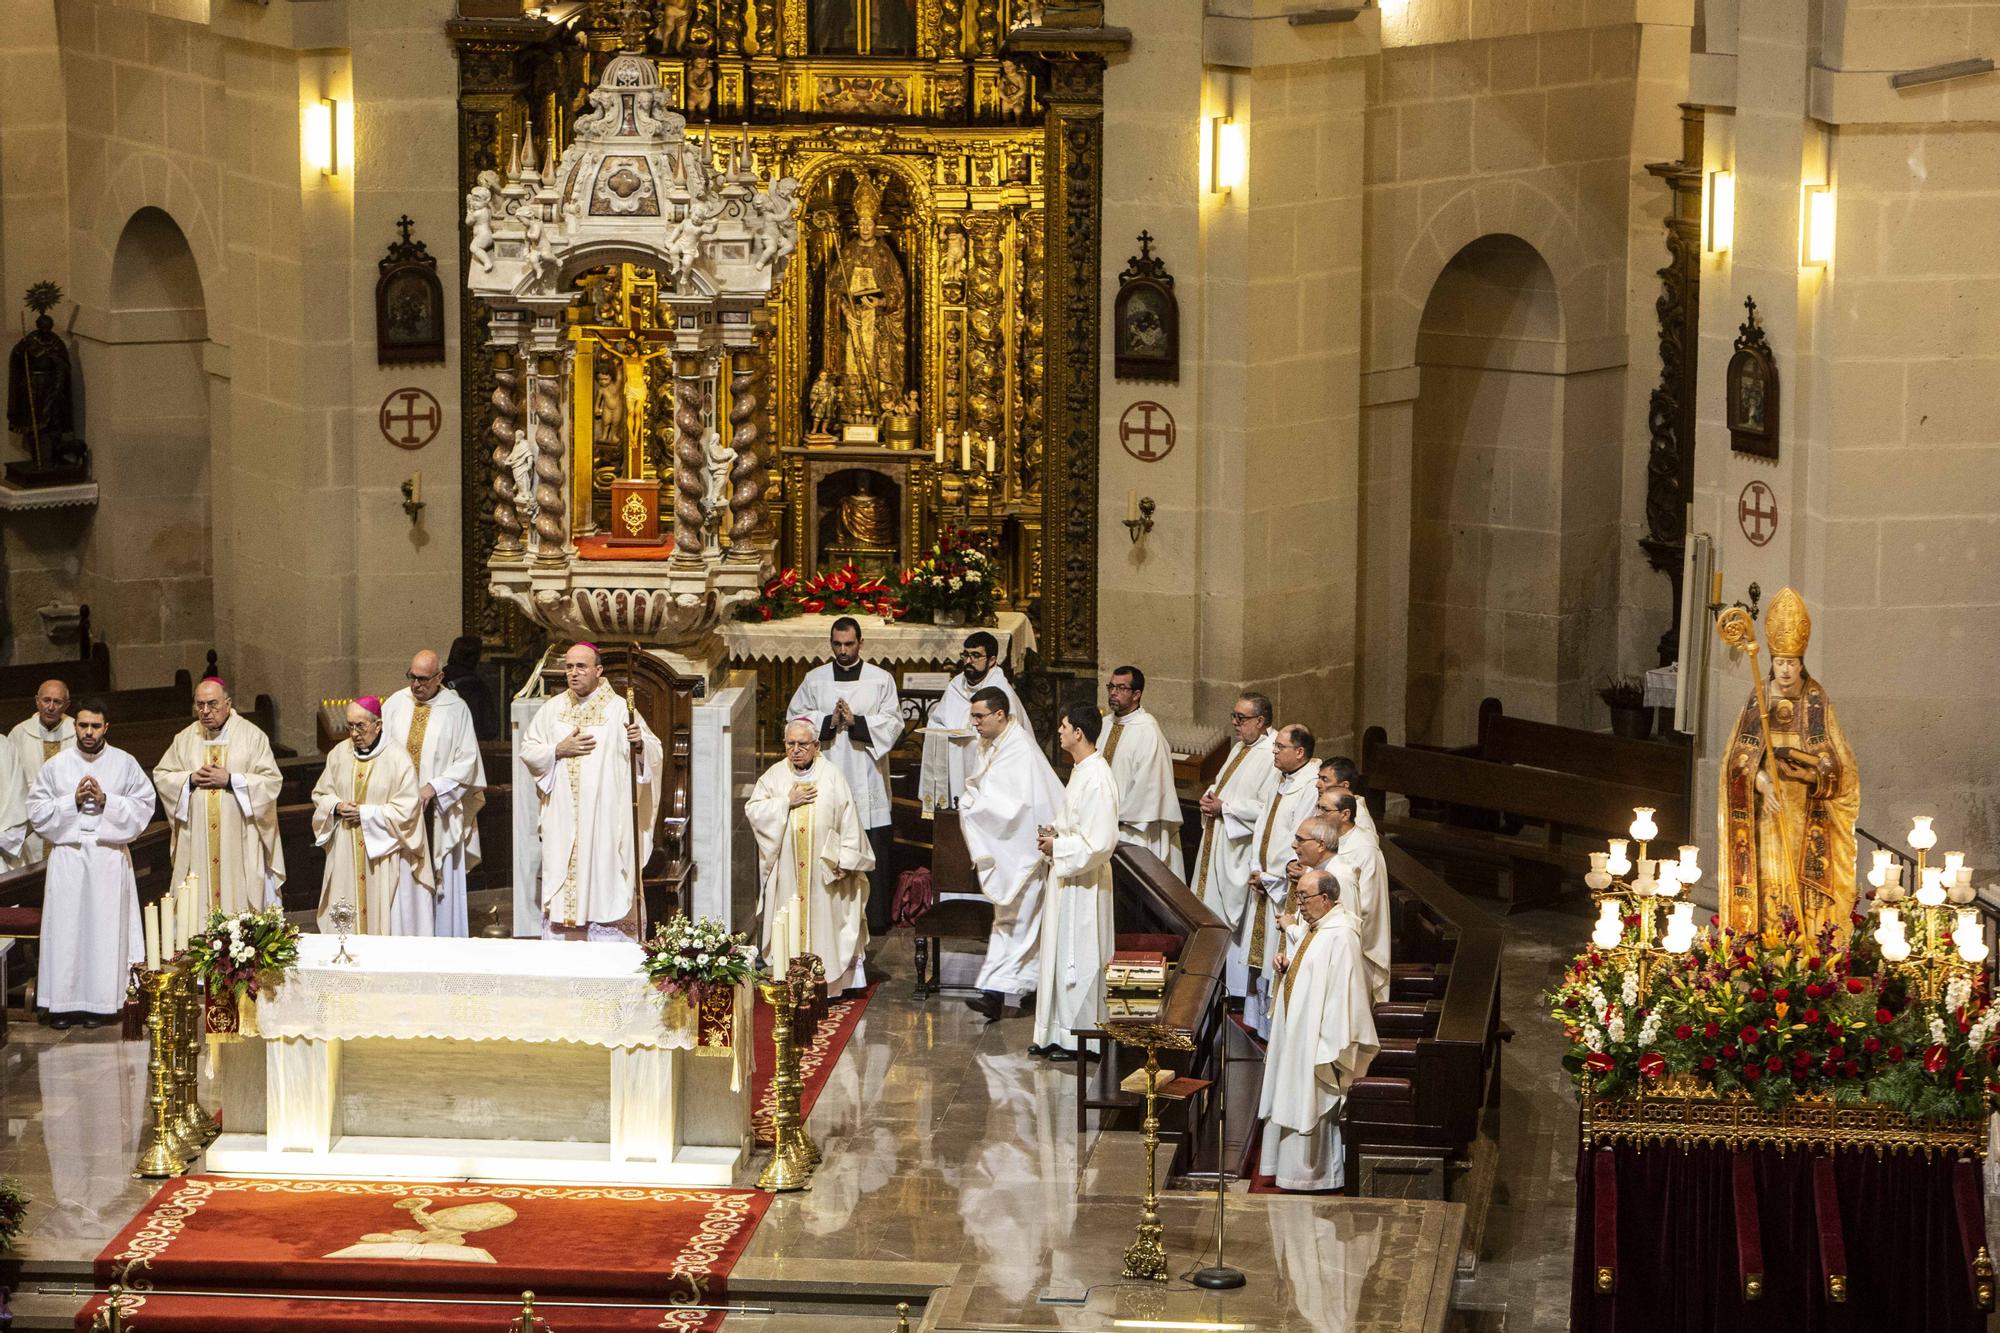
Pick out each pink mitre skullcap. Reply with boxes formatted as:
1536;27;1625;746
575;641;599;652
202;675;226;686
355;695;383;717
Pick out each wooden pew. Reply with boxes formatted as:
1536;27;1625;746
1361;724;1688;905
110;696;285;773
1474;697;1688;797
0;625;105;702
0;818;175;1015
1343;840;1506;1195
0;676;196;737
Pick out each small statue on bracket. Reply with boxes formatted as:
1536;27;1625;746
807;369;840;440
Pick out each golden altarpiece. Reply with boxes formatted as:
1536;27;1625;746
449;0;1128;682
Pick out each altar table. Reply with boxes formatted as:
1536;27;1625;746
205;935;750;1187
721;609;1036;671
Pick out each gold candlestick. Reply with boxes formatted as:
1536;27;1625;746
756;975;813;1192
1105;1021;1195;1281
135;970;187;1178
177;962;215;1149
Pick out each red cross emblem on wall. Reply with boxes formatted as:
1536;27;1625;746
380;388;443;450
1738;480;1778;547
1118;401;1176;462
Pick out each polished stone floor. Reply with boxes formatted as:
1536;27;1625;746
0;910;1629;1331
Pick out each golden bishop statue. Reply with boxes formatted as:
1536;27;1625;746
820;171;907;427
1717;587;1860;942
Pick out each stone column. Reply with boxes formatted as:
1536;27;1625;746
529;350;568;563
728;334;770;558
489;347;525;556
672;352;707;560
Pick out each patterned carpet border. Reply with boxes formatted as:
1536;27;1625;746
751;983;875;1146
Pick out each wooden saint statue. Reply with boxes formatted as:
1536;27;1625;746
820;172;907;427
1717;587;1860;941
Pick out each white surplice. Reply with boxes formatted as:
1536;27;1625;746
1101;707;1184;880
311;738;434;936
1032;752;1120;1053
153;715;286;916
381;687;488;937
518;683;662;937
1257;911;1380;1191
6;714;74;866
786;662;903;829
0;739;26;872
1333;823;1392;1004
1194;729;1278;985
928;669;1032;808
744;755;873;992
26;744;152;1016
1242;759;1322;1037
957;718;1064;997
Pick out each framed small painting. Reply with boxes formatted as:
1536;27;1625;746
375;215;446;366
1726;296;1778;460
1113;232;1179;383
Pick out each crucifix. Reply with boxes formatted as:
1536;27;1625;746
577;266;678;481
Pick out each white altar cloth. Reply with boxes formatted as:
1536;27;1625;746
207;935;750;1187
721;609;1035;671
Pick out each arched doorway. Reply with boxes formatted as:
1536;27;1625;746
1405;234;1572;745
82;206;213;685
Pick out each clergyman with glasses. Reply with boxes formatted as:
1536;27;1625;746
381;649;489;936
1192;692;1277;1008
152;675;286;917
310;697;432;936
925;630;1033;811
1099;665;1183;880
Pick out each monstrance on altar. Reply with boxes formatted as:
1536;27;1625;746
1559;589;1996;1332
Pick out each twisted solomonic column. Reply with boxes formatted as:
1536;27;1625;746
672;354;706;560
489;362;524;554
530;360;567;561
728;345;767;556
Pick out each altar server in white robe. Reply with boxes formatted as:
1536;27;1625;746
26;701;151;1026
0;739;26;873
958;686;1064;1022
1242;725;1321;1038
928;631;1032;807
1030;703;1119;1060
1326;790;1392;1004
8;680;74;867
153;677;285;917
786;616;903;934
312;698;434;936
745;718;874;994
1194;692;1278;998
381;650;487;937
1102;664;1184;880
1315;754;1376;834
1258;868;1379;1192
519;643;662;941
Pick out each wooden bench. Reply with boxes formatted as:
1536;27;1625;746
1361;724;1688;906
1343;840;1507;1195
0;625;105;702
111;696;285;773
1475;697;1688;797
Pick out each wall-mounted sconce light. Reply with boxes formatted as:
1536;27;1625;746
305;97;342;176
1802;185;1834;266
1707;170;1734;253
1210;116;1244;195
1123;493;1156;544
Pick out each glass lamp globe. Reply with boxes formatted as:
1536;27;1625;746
1909;816;1937;852
1629;807;1659;844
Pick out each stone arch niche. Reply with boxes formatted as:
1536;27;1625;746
1405;232;1618;744
81;206;214;686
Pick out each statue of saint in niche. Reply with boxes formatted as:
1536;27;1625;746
6;282;86;477
820;173;907;429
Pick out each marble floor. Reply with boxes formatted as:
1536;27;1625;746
0;908;1620;1332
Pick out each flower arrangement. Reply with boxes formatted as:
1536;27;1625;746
0;1177;28;1249
896;528;998;624
1550;909;2000;1121
735;563;903;622
640;914;754;998
185;905;301;1001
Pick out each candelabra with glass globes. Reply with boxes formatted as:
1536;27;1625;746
1585;806;1702;999
1870;815;1987;1002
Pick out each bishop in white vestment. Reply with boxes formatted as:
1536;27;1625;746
381;651;488;937
1258;869;1380;1192
153;678;285;916
745;720;874;993
1242;727;1321;1037
1327;791;1392;1004
26;705;151;1024
958;687;1064;1019
1031;705;1120;1058
927;631;1031;808
1102;666;1184;880
312;699;434;936
9;680;77;866
785;618;903;933
518;645;662;940
1194;695;1278;996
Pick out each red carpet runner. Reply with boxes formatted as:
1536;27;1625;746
751;982;875;1146
79;1176;770;1331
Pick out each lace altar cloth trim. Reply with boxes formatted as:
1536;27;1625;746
720;610;1035;670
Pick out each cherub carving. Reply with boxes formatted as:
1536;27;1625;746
466;186;496;273
751;177;802;273
666;194;724;282
997;61;1030;122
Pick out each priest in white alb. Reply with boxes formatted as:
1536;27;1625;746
958;686;1064;1023
312;698;433;935
25;700;152;1028
1326;790;1392;1003
1258;868;1380;1192
745;718;874;994
1242;723;1321;1038
1101;664;1184;880
153;677;285;917
1194;692;1278;997
786;616;903;933
519;643;662;941
925;630;1031;810
1315;755;1376;834
381;649;488;936
1030;703;1119;1061
9;679;76;866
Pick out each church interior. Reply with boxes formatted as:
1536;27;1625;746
2;0;1999;1328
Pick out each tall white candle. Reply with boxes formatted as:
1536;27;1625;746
144;903;160;972
984;436;996;472
960;431;971;472
933;428;945;465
